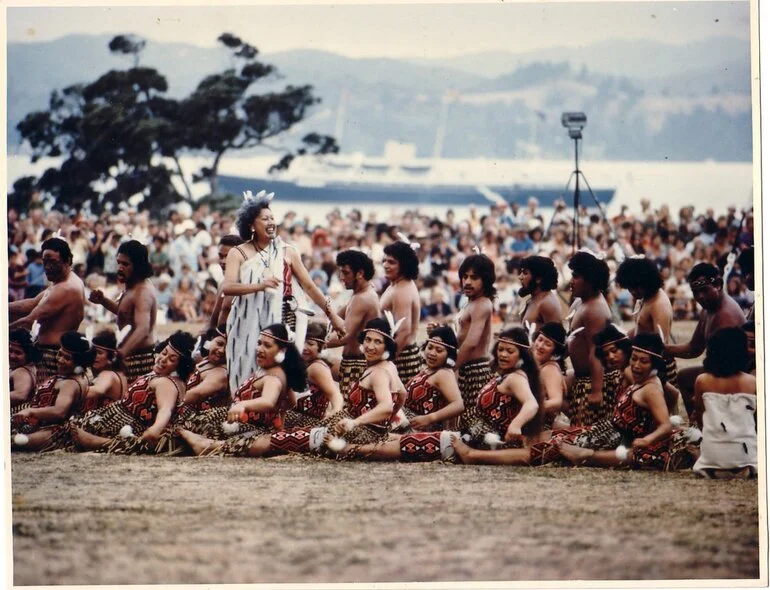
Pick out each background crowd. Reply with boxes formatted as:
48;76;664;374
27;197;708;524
7;196;755;326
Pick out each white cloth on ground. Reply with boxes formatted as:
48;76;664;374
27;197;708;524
693;392;757;476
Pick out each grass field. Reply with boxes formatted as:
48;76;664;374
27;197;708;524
9;320;763;585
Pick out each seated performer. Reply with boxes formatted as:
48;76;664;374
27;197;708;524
401;326;464;432
177;323;307;454
81;329;129;413
691;327;757;478
179;316;406;458
283;322;345;430
11;331;94;451
531;322;568;428
175;325;230;423
333;327;542;463
69;331;195;453
9;328;40;414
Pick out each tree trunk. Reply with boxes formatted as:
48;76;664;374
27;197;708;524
172;155;194;201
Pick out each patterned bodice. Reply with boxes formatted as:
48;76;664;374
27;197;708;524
476;375;522;433
120;373;164;425
405;371;447;417
611;384;656;439
347;380;398;425
31;376;63;408
296;382;328;418
184;365;230;411
233;371;282;428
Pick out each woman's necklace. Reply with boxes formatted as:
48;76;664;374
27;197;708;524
252;239;271;268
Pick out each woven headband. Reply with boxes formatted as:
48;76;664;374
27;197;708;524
497;336;530;349
363;328;396;343
631;345;664;359
306;336;327;345
93;343;117;353
260;330;292;345
689;275;718;289
167;342;184;357
601;336;629;348
538;332;566;348
215;326;227;339
425;337;457;351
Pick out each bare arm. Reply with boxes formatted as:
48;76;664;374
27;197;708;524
326;297;367;349
88;289;120;315
351;370;394;428
390;289;415;355
184;368;229;405
10;369;35;403
650;298;673;342
139;378;179;442
308;363;344;415
456;303;490;368
9;290;46;317
541;364;565;415
633;384;674;447
503;373;539;439
86;372;115;399
413;369;464;427
118;287;154;358
21;382;78;423
221;248;276;296
287;248;346;334
666;314;706;358
231;376;284;418
581;311;608;403
9;287;68;329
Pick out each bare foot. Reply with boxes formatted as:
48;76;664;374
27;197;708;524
450;434;473;464
72;426;109;451
177;428;219;456
557;442;594;466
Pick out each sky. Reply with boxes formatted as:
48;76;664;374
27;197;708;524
6;1;751;59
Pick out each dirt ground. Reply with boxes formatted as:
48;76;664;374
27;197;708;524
9;320;764;585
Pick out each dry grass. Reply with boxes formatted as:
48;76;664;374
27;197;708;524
11;320;759;585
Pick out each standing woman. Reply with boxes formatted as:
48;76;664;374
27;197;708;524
283;322;344;430
70;331;195;453
81;329;128;413
9;328;39;414
222;193;346;393
177;323;306;454
691;327;757;478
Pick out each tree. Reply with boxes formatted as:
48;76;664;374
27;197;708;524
14;33;338;215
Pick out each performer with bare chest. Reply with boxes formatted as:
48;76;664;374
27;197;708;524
452;254;496;409
89;240;158;383
10;238;86;382
326;250;381;401
615;257;677;386
517;256;564;330
380;241;422;385
665;263;746;416
565;251;616;427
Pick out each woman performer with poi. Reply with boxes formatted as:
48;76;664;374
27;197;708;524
9;328;40;414
330;327;542;463
177;324;306;454
179;316;406;458
282;322;345;430
11;331;93;451
222;191;346;394
69;331;195;454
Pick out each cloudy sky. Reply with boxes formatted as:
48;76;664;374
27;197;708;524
7;1;750;58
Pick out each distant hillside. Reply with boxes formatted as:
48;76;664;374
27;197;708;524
7;34;752;162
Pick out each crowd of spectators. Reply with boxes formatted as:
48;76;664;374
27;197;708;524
7;194;755;327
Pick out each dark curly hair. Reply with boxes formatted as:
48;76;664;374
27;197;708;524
459;254;497;299
491;327;542;436
423;325;458;365
9;328;41;363
593;322;632;369
615;257;663;298
336;249;375;281
41;237;73;266
568;251;610;294
234;198;272;241
703;327;749;377
261;324;307;392
357;317;398;359
383;241;420;280
91;329;121;370
155;331;197;382
630;333;668;382
520;256;558;291
117;240;154;280
59;331;96;372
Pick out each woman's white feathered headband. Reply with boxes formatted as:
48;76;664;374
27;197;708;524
365;310;405;342
243;189;275;203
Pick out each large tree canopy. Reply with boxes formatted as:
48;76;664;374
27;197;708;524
14;33;338;215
